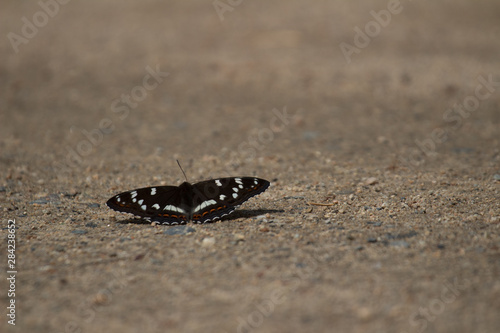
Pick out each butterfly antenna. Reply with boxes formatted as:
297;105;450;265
176;160;188;182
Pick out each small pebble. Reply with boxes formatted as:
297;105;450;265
30;194;61;205
367;237;378;243
365;221;383;227
377;136;389;144
302;131;319;140
30;198;49;205
201;237;216;247
389;240;409;248
163;225;195;236
256;217;269;223
233;233;245;242
493;174;500;181
364;177;378;186
71;230;88;235
357;306;373;320
93;292;110;305
88;203;100;208
63;189;79;198
256;214;269;221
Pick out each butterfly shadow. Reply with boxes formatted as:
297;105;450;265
219;209;284;222
115;209;283;225
116;218;154;225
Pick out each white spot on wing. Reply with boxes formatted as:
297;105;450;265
138;199;144;205
163;205;186;214
215;179;222;186
131;191;138;198
253;179;258;185
141;205;147;210
116;197;121;203
152;204;160;210
151;188;156;195
219;194;226;201
232;187;239;192
232;193;238;199
132;198;137;203
235;178;242;184
238;184;243;189
193;199;217;213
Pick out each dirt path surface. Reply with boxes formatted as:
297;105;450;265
1;1;499;332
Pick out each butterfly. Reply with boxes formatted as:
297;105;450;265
106;163;270;225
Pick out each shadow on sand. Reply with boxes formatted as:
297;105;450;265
115;209;283;225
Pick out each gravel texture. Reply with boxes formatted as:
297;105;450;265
1;1;500;332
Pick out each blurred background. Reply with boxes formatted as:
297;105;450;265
2;0;499;181
1;1;499;332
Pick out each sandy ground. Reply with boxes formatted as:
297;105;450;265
1;1;500;332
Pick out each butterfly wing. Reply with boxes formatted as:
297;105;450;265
106;185;191;224
190;177;270;223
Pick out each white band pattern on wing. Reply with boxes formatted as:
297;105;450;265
193;199;217;213
163;204;186;214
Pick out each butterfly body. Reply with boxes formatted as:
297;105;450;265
106;177;270;225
